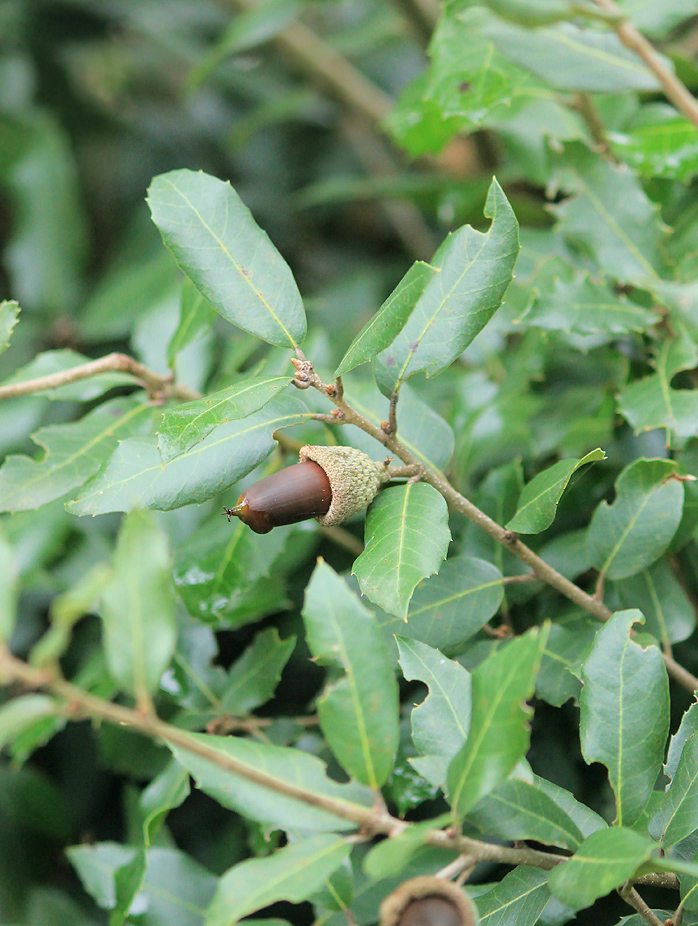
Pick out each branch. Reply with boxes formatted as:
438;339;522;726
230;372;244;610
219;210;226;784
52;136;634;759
0;353;201;402
295;357;698;694
619;882;665;926
592;0;698;130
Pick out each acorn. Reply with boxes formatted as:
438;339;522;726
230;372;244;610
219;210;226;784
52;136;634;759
379;877;478;926
224;445;390;534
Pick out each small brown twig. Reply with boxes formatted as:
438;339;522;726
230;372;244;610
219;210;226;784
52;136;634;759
618;882;665;926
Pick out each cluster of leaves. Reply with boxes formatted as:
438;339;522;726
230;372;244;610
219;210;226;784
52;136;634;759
3;1;698;925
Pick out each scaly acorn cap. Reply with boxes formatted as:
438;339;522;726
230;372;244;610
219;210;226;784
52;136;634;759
379;877;478;926
299;444;390;527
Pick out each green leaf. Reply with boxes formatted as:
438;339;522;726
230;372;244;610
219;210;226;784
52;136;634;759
353;483;451;620
219;627;295;713
334;262;437;377
580;610;669;826
447;625;549;817
586;459;683;579
166;280;217;367
0;300;20;356
303;562;399;789
405;556;504;652
614;560;696;648
397;637;471;788
523;275;658;335
373;179;518;396
485;21;662;92
157;375;291;463
536;617;598;707
547;827;656;911
68;395;309;515
619;0;698;37
362;815;452;881
147;169;306;348
477;866;551;926
551;143;663;286
651;732;698;848
611;111;698;183
506;448;605;534
0;524;19;643
99;509;177;702
618;330;698;447
0;397;154;512
206;836;349;926
166;730;373;832
0;695;58;754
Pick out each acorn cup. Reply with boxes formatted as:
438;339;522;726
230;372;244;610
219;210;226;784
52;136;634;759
379;877;478;926
224;444;390;534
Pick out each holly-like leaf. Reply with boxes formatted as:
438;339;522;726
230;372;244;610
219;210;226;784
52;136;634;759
99;509;177;703
586;458;683;579
507;448;605;534
303;562;399;789
206;836;350;926
580;610;669;827
148;169;306;348
0;397;154;512
334;261;437;378
447;625;549;818
618;329;698;447
373;179;518;396
651;732;698;848
157;375;291;463
68;395;309;515
0;300;20;356
353;483;451;620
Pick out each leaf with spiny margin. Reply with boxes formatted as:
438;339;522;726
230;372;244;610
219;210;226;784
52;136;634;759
506;448;605;534
0;524;18;643
618;329;698;447
167;279;217;367
0;695;58;753
405;556;504;652
397;637;471;789
447;625;549;818
334;261;437;377
148;169;306;348
586;458;683;579
477;866;551;926
550;143;664;286
651;732;698;848
0;349;139;400
206;836;349;926
0;397;154;512
0;300;19;356
547;827;656;911
523;275;658;335
353;483;451;620
580;610;669;827
99;509;177;703
166;731;374;832
303;562;399;789
373;179;518;396
219;627;295;714
68;394;309;515
157;375;291;463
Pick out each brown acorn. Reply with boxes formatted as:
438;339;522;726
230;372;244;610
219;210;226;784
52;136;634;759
224;445;389;534
379;877;478;926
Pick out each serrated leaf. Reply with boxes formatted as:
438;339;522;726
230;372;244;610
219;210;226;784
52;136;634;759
0;695;58;753
586;458;683;580
219;627;295;713
580;610;669;827
68;394;309;515
618;330;698;447
99;509;177;702
506;448;605;534
477;866;551;926
405;556;504;652
651;732;698;848
0;397;153;512
373;179;518;396
397;637;471;788
334;261;437;377
167;280;217;366
447;625;549;818
157;375;291;463
353;483;451;620
206;836;349;926
0;300;20;356
303;562;399;789
166;730;373;832
148;169;306;348
547;828;656;911
0;524;18;643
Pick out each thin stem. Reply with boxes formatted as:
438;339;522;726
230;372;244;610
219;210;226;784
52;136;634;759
573;93;613;156
619;883;665;926
592;0;698;130
0;352;200;402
